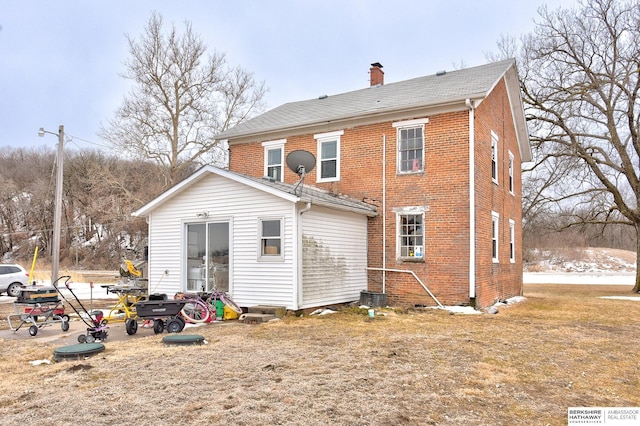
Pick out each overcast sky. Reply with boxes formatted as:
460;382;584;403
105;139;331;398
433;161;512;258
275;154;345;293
1;0;573;151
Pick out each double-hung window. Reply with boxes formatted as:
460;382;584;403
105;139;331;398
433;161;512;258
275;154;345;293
393;118;429;174
509;219;515;263
492;211;500;263
315;130;343;182
262;139;286;182
259;218;283;260
491;131;499;184
395;207;426;260
508;151;514;194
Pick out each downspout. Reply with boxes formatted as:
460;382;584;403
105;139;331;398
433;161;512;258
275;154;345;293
299;202;312;215
465;98;476;301
296;202;311;310
382;135;387;293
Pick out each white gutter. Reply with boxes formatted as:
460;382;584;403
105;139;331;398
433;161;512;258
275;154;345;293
382;134;387;293
299;202;312;215
465;98;476;300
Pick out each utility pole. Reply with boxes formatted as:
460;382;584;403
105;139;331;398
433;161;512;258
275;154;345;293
39;125;64;283
52;125;64;282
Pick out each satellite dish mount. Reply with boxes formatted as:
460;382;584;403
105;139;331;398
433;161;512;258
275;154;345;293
286;150;316;195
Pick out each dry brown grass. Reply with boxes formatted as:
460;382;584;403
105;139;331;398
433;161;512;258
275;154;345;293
1;284;639;425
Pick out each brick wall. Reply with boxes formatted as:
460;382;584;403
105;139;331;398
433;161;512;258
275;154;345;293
473;78;524;308
229;78;524;309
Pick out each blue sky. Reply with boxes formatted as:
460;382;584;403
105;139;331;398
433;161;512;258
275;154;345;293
1;0;573;151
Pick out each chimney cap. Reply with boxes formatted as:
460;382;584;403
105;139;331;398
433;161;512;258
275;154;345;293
371;62;383;68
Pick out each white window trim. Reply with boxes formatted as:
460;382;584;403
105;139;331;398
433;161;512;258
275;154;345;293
394;206;427;261
258;217;284;262
508;150;515;195
491;131;499;184
314;130;343;183
392;118;430;128
509;219;515;263
492;211;500;263
262;139;286;182
394;118;429;175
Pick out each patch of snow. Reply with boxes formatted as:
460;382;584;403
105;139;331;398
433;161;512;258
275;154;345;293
310;308;336;316
599;296;640;301
505;296;526;304
443;306;482;315
524;272;635;285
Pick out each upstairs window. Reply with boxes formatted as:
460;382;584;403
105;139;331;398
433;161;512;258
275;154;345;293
491;131;499;184
393;118;429;174
508;151;514;194
262;139;285;182
315;130;343;182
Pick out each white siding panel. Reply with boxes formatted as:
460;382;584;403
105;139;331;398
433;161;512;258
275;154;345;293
301;206;368;308
146;173;297;309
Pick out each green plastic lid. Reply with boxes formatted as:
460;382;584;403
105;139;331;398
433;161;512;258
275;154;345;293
162;334;205;345
53;343;105;361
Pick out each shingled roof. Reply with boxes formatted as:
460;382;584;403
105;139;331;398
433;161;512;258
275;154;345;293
215;59;530;161
132;165;378;218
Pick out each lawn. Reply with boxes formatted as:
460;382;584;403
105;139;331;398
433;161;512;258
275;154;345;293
0;284;638;425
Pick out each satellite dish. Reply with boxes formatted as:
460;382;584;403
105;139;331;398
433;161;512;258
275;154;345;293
286;150;316;176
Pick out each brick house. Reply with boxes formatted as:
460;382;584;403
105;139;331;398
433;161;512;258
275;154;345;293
215;59;531;309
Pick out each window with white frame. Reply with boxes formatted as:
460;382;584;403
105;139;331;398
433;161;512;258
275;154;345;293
397;210;425;259
315;130;343;182
262;140;286;182
259;218;283;259
393;118;429;174
492;211;500;262
491;131;498;183
509;219;515;263
508;151;514;194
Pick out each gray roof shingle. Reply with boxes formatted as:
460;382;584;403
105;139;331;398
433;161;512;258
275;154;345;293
216;59;516;141
241;173;378;217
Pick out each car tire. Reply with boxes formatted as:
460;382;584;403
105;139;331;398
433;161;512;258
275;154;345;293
6;283;23;298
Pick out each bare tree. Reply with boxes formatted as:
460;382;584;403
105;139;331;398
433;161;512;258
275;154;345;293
519;0;640;291
100;12;267;187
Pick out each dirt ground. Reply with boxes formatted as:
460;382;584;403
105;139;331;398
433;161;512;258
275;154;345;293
0;284;639;425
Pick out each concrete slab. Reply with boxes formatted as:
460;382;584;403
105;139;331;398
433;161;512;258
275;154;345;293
247;305;286;318
238;313;276;324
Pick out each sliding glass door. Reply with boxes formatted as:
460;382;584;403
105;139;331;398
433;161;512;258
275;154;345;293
186;222;229;292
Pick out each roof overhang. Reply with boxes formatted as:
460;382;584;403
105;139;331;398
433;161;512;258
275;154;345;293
132;166;377;218
222;95;487;146
503;65;532;162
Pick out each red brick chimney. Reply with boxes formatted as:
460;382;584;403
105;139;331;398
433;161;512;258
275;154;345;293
370;62;384;86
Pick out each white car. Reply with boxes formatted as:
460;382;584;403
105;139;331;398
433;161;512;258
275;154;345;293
0;264;30;297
